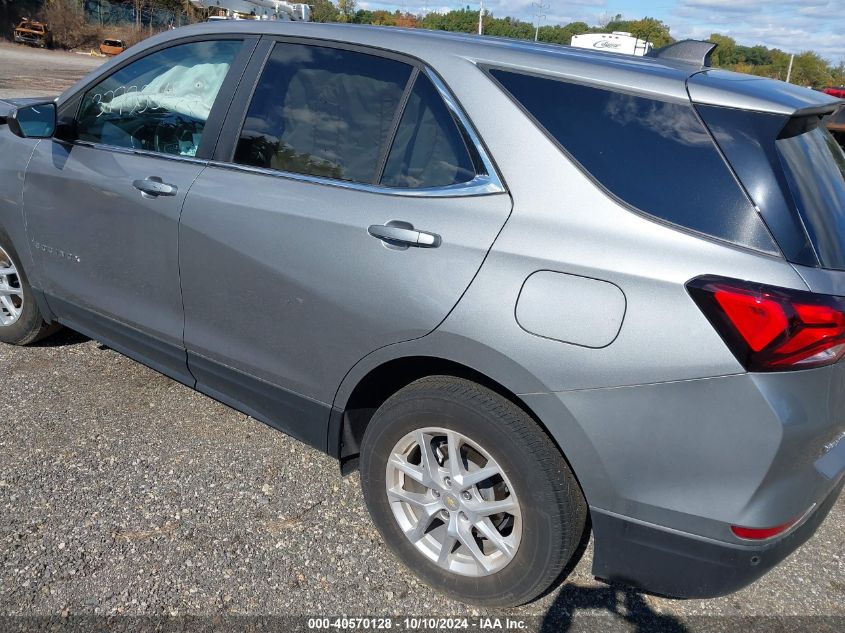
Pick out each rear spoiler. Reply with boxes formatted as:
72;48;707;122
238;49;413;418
646;40;717;68
688;69;842;117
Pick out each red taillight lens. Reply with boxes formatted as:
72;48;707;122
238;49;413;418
730;518;797;540
687;276;845;371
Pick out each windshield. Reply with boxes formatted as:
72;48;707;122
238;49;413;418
776;122;845;270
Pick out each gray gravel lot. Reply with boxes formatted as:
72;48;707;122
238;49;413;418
0;42;844;633
0;42;104;99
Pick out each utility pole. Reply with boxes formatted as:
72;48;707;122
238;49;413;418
478;1;483;36
786;53;795;83
532;1;549;42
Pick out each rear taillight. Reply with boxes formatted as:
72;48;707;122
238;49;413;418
730;518;797;540
687;276;845;372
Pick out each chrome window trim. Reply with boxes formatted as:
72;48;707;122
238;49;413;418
422;67;504;193
71;140;210;166
205;161;505;198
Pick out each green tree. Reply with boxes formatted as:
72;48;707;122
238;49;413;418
708;34;738;67
790;51;834;88
618;17;673;48
308;0;338;23
337;0;356;23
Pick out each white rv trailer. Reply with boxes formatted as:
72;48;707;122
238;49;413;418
189;0;312;21
570;31;653;56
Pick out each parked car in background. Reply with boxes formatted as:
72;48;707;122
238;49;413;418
824;87;845;99
99;38;126;56
12;19;52;48
1;23;845;607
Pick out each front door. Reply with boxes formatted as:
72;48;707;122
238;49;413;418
23;38;245;381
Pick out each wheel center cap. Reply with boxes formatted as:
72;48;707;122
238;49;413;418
443;494;460;511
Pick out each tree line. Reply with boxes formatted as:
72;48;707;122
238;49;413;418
308;3;845;88
3;1;843;88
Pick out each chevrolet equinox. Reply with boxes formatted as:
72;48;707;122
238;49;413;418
1;22;844;606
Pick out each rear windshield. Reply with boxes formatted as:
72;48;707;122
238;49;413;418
488;68;778;255
776;122;845;270
104;40;123;47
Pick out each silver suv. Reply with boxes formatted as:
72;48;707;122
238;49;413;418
1;23;844;607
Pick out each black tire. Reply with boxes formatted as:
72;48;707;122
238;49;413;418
360;376;587;607
0;231;59;345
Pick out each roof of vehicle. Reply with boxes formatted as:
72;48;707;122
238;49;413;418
99;21;845;116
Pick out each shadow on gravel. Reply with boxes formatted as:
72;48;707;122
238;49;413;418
32;328;90;347
540;584;689;633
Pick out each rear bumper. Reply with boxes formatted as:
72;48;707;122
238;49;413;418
521;362;845;597
591;476;844;598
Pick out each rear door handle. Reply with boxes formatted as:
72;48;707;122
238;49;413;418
133;177;177;198
368;221;441;249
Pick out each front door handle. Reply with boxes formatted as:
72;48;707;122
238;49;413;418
368;221;441;250
133;176;177;198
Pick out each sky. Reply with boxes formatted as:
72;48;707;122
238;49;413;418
357;0;845;63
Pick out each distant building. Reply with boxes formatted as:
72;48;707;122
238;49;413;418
570;32;653;57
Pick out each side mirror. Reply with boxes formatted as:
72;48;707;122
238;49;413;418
7;102;57;139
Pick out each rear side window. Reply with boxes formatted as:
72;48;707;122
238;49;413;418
777;122;845;270
488;69;778;254
381;73;477;188
235;43;412;184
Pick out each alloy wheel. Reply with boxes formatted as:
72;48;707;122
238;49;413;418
385;427;522;577
0;247;23;327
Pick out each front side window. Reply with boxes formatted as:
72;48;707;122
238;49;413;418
76;40;242;157
235;43;413;183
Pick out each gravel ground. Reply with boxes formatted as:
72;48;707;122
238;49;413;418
0;42;104;99
1;42;844;633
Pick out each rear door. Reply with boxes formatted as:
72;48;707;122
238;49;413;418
179;39;511;442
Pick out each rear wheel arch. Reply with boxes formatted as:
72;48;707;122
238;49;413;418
334;356;586;495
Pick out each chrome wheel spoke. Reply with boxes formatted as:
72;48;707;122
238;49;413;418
0;295;20;317
415;430;442;483
475;496;518;517
457;521;496;574
406;507;437;543
387;486;435;511
0;284;22;297
0;248;23;326
388;453;428;486
437;512;460;569
446;430;463;479
460;465;499;488
475;517;517;560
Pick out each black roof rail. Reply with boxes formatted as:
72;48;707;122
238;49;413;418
646;39;718;67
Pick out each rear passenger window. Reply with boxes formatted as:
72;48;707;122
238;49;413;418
489;69;778;254
381;73;477;188
235;43;412;183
